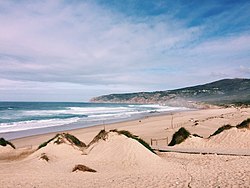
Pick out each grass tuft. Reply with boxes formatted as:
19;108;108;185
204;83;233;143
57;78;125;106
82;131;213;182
38;134;60;150
0;138;16;149
88;129;109;146
40;153;49;162
209;124;233;137
168;127;191;146
64;133;86;147
72;164;96;173
236;118;250;129
37;133;86;150
192;134;203;138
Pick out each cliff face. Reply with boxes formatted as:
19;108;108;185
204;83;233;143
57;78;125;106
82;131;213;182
90;78;250;107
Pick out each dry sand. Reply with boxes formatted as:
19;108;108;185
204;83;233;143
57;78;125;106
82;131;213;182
0;107;250;187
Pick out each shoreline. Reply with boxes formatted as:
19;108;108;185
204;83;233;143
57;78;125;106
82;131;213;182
0;103;189;141
10;106;250;149
9;109;184;148
0;108;189;141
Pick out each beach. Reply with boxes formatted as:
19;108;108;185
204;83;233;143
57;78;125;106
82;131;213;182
1;0;250;187
1;107;250;187
10;106;250;148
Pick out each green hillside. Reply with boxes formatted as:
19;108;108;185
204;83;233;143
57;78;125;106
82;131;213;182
91;78;250;107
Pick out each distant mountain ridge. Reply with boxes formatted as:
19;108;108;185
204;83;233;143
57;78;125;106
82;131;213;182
90;78;250;108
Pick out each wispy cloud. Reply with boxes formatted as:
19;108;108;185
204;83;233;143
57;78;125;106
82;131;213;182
0;0;249;101
239;65;250;75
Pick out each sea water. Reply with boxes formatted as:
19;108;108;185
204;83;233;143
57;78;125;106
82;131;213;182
0;102;187;139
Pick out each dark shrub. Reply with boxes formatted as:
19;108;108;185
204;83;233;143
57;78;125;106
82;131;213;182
0;138;16;149
168;127;190;146
236;118;250;129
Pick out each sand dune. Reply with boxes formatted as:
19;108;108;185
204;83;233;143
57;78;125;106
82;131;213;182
1;108;250;187
85;132;161;169
16;131;163;176
0;131;176;188
173;127;250;150
0;145;15;158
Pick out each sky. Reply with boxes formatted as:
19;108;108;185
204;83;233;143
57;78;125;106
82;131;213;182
0;0;250;102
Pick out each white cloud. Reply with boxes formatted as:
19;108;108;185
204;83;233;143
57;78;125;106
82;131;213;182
0;1;193;82
0;0;249;101
239;65;250;74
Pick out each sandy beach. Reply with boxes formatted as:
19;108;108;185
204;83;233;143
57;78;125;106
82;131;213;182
1;0;250;187
1;107;250;187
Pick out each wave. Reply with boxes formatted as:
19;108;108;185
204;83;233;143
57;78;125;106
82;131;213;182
87;110;142;119
0;114;87;124
0;102;189;134
0;117;80;133
67;107;130;114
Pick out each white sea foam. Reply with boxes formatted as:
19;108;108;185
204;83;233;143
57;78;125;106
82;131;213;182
0;103;188;134
67;107;129;115
0;118;80;133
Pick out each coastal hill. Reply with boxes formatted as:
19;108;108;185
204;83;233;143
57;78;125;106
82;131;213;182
91;78;250;107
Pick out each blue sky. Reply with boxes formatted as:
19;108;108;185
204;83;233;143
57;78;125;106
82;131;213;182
0;0;249;101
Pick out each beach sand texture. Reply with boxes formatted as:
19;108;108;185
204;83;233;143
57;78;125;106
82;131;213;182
0;107;250;187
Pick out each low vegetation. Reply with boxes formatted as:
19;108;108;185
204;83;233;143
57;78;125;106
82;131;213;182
91;79;250;107
192;134;203;138
40;153;49;162
72;164;96;173
207;118;250;138
63;133;86;147
0;138;16;149
213;100;250;107
168;127;191;146
88;129;109;146
111;129;155;154
37;133;86;150
236;118;250;129
38;134;59;149
209;124;233;137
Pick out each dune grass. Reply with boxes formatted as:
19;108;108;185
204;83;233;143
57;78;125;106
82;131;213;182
38;134;60;150
168;127;190;146
236;118;250;129
208;118;250;138
88;129;109;146
63;133;86;147
0;138;16;149
209;124;233;137
37;133;86;150
192;134;203;138
72;164;96;173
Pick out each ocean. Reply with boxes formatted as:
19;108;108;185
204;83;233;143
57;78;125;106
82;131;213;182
0;102;187;140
